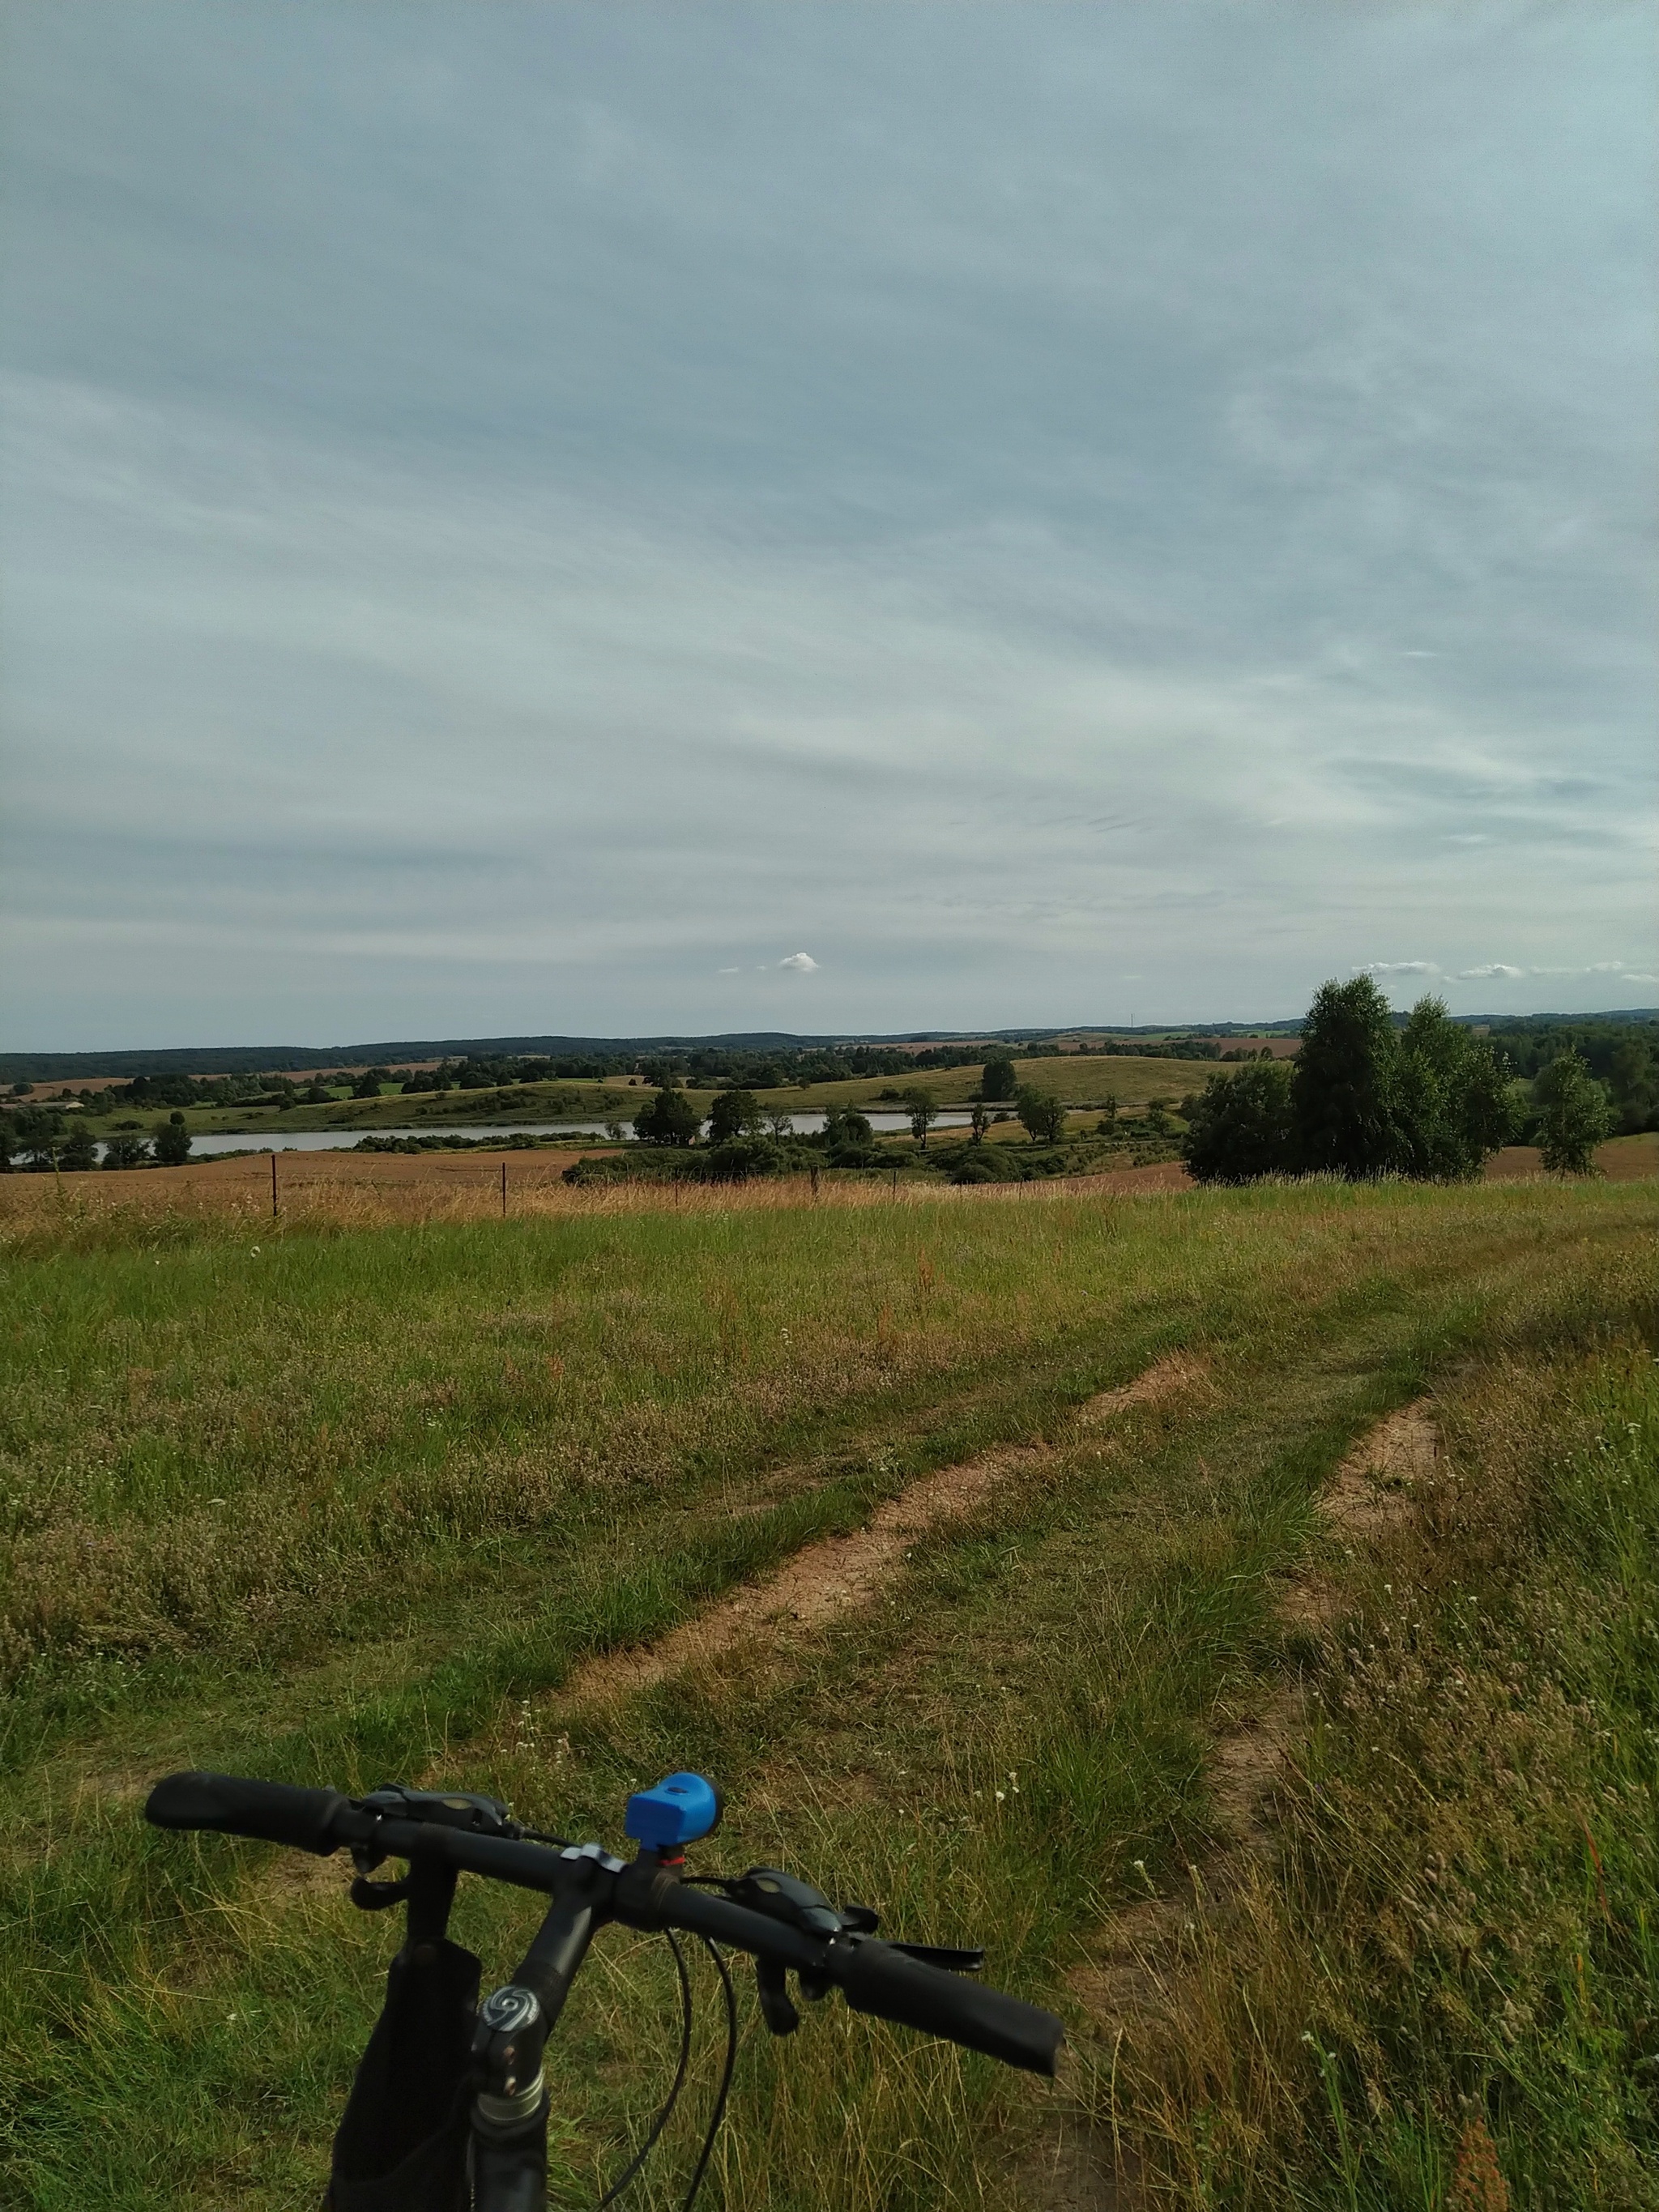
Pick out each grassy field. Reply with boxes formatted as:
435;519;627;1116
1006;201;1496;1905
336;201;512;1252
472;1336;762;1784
71;1055;1210;1139
2;1169;1656;2209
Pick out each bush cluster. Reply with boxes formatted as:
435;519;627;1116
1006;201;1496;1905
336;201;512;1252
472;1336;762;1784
1183;980;1518;1184
1183;979;1632;1183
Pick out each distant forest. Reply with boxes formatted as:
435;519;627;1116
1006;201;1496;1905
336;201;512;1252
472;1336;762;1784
4;1009;1653;1094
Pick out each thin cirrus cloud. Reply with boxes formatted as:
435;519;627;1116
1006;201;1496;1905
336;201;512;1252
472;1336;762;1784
0;3;1653;1050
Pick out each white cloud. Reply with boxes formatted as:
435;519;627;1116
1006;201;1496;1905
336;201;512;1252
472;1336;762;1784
716;965;741;974
1450;960;1656;987
778;953;819;973
1358;960;1440;978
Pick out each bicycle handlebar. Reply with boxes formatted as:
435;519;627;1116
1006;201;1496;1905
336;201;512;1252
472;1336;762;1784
145;1771;1064;2077
147;1770;354;1854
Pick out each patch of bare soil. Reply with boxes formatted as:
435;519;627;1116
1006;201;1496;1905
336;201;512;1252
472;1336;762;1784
1077;1352;1210;1423
1034;1398;1440;2211
561;1443;1048;1709
1320;1398;1438;1541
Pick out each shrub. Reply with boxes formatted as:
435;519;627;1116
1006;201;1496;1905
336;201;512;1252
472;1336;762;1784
823;1107;877;1166
950;1153;1000;1184
702;1136;786;1181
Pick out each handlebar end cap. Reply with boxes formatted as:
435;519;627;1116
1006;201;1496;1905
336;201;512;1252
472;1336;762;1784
625;1771;721;1848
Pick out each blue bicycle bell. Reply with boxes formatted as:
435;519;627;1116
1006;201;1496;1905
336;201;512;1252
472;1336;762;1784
625;1771;722;1849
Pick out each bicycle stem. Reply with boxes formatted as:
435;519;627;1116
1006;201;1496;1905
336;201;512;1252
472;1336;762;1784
469;1846;633;2212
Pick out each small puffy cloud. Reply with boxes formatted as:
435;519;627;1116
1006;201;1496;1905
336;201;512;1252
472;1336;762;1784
1454;963;1526;981
1358;960;1439;978
1621;972;1659;986
778;952;819;972
716;965;741;974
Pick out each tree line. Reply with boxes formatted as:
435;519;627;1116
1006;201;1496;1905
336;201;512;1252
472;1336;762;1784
0;1106;194;1173
1181;978;1619;1183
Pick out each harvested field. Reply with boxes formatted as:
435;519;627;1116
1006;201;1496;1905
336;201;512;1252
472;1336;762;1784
0;1149;1192;1233
1485;1130;1659;1179
4;1134;1650;1241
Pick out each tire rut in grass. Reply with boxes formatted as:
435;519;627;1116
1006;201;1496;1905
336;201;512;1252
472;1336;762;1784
1042;1397;1439;2211
533;1354;1209;1719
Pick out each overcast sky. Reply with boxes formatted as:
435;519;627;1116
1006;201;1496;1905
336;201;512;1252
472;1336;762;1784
2;3;1654;1050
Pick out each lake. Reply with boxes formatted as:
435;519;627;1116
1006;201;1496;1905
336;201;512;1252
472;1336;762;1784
104;1109;988;1160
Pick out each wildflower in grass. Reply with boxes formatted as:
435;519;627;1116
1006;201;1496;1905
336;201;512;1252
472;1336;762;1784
1450;2114;1510;2212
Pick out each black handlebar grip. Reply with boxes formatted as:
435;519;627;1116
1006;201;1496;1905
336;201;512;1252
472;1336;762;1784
145;1771;352;1856
838;1940;1064;2076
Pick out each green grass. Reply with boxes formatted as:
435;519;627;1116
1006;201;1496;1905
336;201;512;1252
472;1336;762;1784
1;1173;1656;2207
1102;1288;1659;2209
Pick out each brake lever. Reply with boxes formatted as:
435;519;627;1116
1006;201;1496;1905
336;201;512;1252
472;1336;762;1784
888;1943;985;1973
754;1956;800;2036
356;1784;522;1836
728;1866;984;2034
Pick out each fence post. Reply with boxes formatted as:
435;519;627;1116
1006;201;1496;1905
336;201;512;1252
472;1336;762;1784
271;1152;279;1219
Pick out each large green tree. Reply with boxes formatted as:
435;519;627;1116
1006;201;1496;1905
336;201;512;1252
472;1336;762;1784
980;1057;1017;1101
1392;999;1515;1181
1015;1086;1067;1144
904;1088;940;1149
633;1086;701;1147
706;1089;761;1144
59;1123;100;1173
153;1113;193;1166
10;1106;65;1171
1290;977;1402;1178
1535;1049;1614;1174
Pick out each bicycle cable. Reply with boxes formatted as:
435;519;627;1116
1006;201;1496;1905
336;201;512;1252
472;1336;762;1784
680;1938;737;2212
595;1928;694;2209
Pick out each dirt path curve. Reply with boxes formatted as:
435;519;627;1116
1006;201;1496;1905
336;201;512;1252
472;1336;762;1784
553;1352;1207;1715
